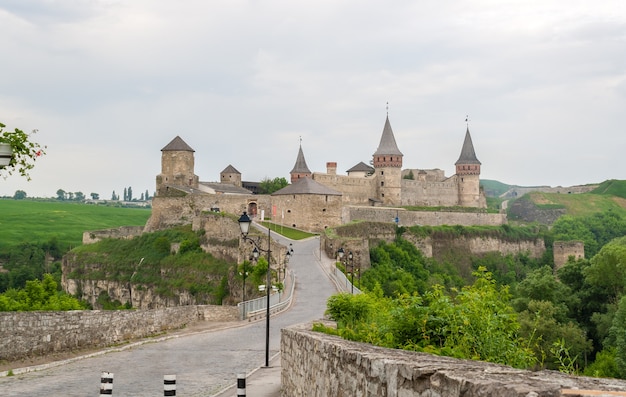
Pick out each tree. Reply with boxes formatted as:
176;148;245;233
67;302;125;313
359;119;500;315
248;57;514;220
74;191;85;201
127;186;133;201
67;192;74;200
258;177;288;194
56;189;66;200
0;122;47;180
90;192;99;200
403;170;415;180
585;236;626;302
111;190;117;200
123;187;127;201
13;190;26;199
145;189;150;200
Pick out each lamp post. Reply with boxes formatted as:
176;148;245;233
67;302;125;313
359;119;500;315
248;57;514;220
239;263;249;318
348;251;354;294
238;211;272;367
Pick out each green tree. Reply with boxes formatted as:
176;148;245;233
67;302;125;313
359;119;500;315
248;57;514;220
13;190;26;199
127;186;133;201
74;191;85;201
258;177;288;194
90;192;99;200
56;189;66;200
403;170;414;180
584;236;626;302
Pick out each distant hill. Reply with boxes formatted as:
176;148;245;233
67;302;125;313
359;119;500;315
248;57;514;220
480;180;512;197
591;179;626;199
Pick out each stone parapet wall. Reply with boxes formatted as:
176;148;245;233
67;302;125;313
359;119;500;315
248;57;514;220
281;322;626;396
0;305;238;362
82;226;145;244
347;206;506;227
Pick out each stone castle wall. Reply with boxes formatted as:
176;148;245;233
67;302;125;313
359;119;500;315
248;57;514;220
0;305;238;362
281;321;626;396
312;173;377;205
401;177;460;206
272;193;343;233
347;206;506;227
553;240;585;270
82;226;145;244
145;194;272;232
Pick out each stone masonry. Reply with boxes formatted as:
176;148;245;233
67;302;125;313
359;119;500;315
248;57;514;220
0;305;238;362
281;321;626;397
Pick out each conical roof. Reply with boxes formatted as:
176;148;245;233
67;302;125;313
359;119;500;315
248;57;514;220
289;145;311;174
161;136;195;152
373;116;403;156
455;127;481;165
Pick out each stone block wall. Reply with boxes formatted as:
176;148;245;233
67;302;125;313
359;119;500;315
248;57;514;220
554;241;585;270
281;322;626;396
0;305;238;362
82;226;145;244
347;206;506;227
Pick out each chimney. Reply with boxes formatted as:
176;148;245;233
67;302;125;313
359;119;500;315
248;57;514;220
326;162;337;175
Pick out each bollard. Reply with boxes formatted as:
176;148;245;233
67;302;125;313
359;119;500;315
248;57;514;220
237;373;246;397
164;374;176;396
99;371;114;396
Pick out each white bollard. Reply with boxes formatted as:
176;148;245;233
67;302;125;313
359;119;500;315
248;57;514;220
99;371;114;396
237;373;246;397
164;374;176;396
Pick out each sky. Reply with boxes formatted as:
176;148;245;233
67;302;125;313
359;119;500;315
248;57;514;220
1;0;625;199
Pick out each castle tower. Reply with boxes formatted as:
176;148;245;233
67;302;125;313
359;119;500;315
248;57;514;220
156;136;199;196
220;164;242;187
372;115;403;205
290;144;312;183
455;127;481;207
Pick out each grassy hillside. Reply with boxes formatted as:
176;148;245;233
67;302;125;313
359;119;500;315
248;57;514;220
480;179;512;197
0;199;151;251
522;190;626;218
591;179;626;199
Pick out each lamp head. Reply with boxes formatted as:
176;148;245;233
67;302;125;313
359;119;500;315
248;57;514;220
238;211;252;236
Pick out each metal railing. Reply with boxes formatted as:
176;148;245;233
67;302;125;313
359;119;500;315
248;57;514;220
332;264;361;294
237;269;295;320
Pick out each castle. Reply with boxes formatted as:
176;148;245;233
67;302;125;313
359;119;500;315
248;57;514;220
146;114;491;233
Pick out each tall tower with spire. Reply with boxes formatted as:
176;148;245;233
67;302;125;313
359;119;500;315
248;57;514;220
373;115;403;205
455;127;482;207
156;136;199;196
289;143;312;184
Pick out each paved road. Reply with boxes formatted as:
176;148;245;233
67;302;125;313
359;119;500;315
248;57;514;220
0;232;339;396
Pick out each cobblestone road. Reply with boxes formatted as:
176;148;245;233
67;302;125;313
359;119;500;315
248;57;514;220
0;233;338;396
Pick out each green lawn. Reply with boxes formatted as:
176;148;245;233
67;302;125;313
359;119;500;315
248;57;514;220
0;199;151;251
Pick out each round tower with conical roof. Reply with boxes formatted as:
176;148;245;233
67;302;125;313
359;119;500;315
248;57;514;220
373;115;403;205
455;127;482;207
156;136;199;196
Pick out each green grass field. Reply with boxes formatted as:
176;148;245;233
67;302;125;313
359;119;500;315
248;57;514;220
0;199;151;251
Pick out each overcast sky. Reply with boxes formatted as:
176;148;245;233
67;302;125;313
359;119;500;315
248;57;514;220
1;0;625;198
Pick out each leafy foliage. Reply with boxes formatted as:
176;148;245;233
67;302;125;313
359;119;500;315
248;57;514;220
258;177;289;194
323;268;536;368
0;274;87;311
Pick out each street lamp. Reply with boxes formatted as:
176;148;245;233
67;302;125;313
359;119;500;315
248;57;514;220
238;211;272;367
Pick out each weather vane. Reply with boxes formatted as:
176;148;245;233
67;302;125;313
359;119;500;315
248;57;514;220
386;101;389;115
465;115;470;126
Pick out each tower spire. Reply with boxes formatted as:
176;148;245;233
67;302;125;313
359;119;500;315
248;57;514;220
290;139;312;183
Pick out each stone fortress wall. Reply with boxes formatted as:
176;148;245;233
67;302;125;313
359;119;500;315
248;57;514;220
281;321;626;396
0;305;238;362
